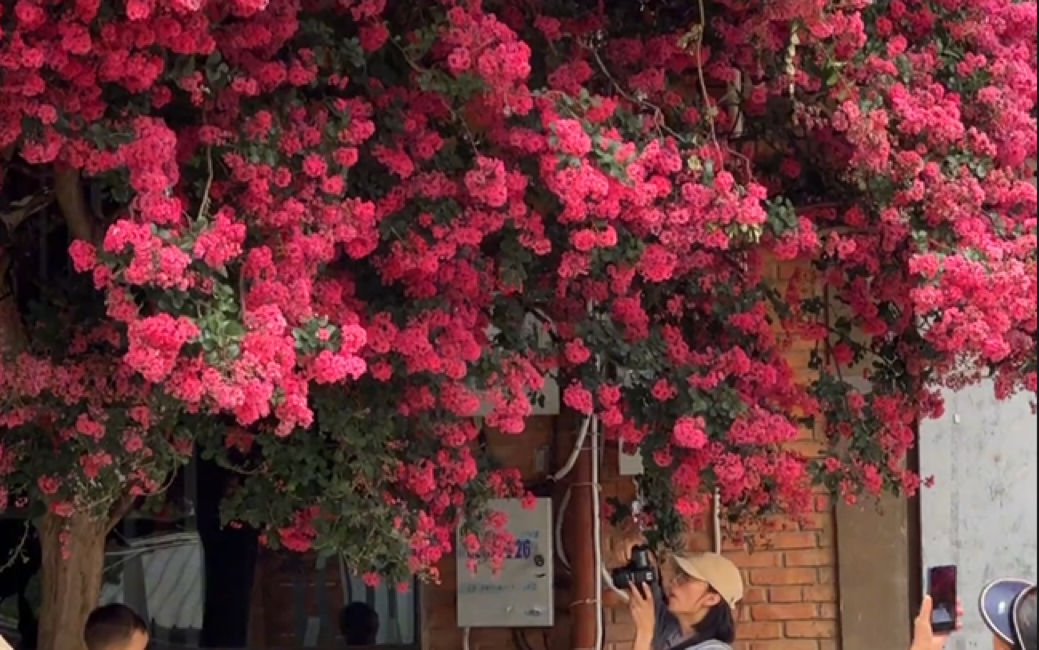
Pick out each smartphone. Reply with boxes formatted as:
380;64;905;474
927;565;958;633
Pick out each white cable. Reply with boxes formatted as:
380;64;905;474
602;562;629;603
553;415;592;571
711;490;723;553
462;627;471;650
591;415;605;650
552;413;592;481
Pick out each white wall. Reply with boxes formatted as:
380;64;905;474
919;382;1037;650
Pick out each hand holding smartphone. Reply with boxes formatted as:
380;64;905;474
928;565;959;634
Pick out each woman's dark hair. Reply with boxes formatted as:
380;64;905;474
981;579;1036;650
1015;587;1036;650
692;589;737;645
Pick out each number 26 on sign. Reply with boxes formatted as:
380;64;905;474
510;538;532;560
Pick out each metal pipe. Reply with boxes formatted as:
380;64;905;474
565;417;598;650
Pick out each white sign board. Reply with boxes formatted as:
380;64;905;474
456;498;555;628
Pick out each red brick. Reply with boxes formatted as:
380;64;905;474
769;532;819;549
609;607;627;625
798;514;830;530
739;621;784;640
803;585;837;602
786;620;839;639
786;440;825;458
767;517;809;532
793;426;816;440
752;603;819;621
738;606;754;623
609;622;635;641
744;587;769;603
820;603;838;619
784;549;833;567
749;568;818;585
729;549;783;568
817;567;836;584
816;527;835;547
769;587;803;602
752;641;820;650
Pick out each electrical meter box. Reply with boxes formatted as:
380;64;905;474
456;497;554;628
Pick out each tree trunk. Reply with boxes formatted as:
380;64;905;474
0;258;26;354
35;513;109;650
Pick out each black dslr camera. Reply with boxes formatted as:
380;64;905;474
611;545;657;592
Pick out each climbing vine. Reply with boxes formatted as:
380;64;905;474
0;0;1035;646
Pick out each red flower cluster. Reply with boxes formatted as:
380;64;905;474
0;0;1034;581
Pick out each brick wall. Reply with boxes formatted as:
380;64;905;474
421;429;838;650
420;258;841;650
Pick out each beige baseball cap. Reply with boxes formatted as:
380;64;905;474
673;552;745;607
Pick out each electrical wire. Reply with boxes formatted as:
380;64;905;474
551;412;591;574
551;414;592;481
591;415;605;650
511;628;537;650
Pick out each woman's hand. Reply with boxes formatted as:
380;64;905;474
629;584;656;647
911;596;964;650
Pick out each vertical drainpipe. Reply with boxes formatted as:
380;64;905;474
563;414;598;650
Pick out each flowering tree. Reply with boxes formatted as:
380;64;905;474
1;0;1035;648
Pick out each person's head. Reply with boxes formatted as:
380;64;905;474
84;604;148;650
663;552;743;642
981;579;1036;650
339;601;379;646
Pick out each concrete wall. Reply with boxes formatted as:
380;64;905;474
919;383;1037;650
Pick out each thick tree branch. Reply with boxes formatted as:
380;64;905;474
53;166;94;242
0;256;26;356
0;144;14;191
106;494;137;532
0;147;26;356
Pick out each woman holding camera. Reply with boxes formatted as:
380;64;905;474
626;550;744;650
